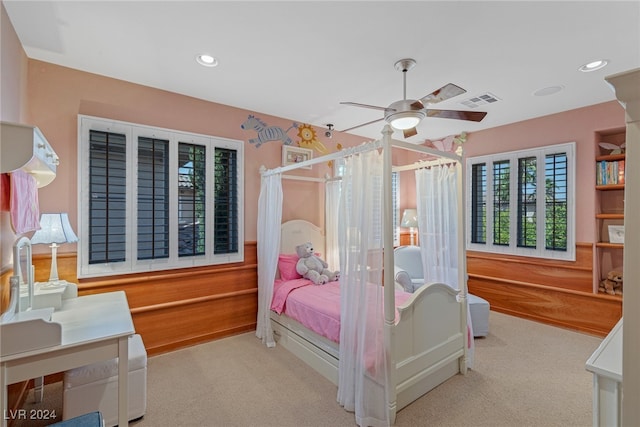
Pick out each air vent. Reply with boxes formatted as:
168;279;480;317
460;92;500;109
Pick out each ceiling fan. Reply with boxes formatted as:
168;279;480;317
339;58;487;138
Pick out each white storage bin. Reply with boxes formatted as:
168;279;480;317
468;294;490;337
63;334;147;427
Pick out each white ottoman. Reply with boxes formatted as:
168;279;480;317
63;334;147;427
468;294;490;337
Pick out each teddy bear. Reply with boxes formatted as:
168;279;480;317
599;268;623;296
295;242;339;285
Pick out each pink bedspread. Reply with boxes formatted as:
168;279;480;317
271;278;411;344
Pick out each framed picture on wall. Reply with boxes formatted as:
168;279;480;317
282;145;313;169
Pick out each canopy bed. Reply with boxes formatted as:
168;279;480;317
256;125;472;426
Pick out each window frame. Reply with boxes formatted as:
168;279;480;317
465;142;575;261
78;115;244;278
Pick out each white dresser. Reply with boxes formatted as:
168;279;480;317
586;318;622;427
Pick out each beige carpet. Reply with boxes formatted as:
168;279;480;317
14;311;602;426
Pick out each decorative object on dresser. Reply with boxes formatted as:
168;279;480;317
30;213;78;284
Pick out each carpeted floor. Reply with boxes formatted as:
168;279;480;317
14;311;603;426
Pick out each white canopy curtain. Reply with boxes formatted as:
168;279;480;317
415;163;474;367
337;148;389;427
255;172;283;347
325;179;341;271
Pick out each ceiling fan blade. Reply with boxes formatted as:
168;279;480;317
403;127;418;138
426;109;487;122
420;83;467;104
340;101;389;112
339;117;385;133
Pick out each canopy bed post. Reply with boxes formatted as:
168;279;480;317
456;159;469;373
381;125;398;423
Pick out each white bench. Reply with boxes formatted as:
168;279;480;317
468;294;490;337
63;334;147;427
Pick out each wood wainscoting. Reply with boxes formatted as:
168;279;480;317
30;243;259;356
467;243;622;337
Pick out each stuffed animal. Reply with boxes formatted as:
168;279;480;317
295;242;339;285
599;269;623;296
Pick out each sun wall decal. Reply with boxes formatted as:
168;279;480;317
297;124;327;154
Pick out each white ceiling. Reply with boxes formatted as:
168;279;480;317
4;1;640;142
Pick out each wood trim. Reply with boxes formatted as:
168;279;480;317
130;288;256;315
467;243;621;336
398;232;418;247
467;243;593;293
24;243;260;357
469;276;621;337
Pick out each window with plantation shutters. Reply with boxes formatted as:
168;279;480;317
470;163;486;244
78;116;244;278
391;171;400;246
178;143;206;257
88;130;127;264
214;147;239;254
466;142;575;261
138;137;170;260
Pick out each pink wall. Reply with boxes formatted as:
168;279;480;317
24;60;369;254
464;101;626;243
1;2;29;269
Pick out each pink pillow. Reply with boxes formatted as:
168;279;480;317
278;254;302;280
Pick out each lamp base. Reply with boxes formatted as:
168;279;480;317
48;243;60;282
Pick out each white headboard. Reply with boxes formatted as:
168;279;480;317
280;220;325;256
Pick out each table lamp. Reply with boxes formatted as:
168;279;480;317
30;213;78;284
401;208;418;246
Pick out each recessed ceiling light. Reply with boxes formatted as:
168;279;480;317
196;54;218;67
533;85;565;96
578;59;609;72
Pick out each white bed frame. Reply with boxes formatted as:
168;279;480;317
271;240;465;410
263;126;469;422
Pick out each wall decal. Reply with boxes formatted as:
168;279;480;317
241;115;298;148
297;123;328;154
424;132;467;154
328;143;343;169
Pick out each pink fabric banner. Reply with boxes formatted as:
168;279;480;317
9;170;41;234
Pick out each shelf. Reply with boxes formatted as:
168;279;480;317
594;129;626;296
596;242;624;249
596;213;624;220
594;292;623;301
596;184;624;191
596;153;626;162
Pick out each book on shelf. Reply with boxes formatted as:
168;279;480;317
596;159;625;185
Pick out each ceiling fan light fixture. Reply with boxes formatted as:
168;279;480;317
388;111;424;130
